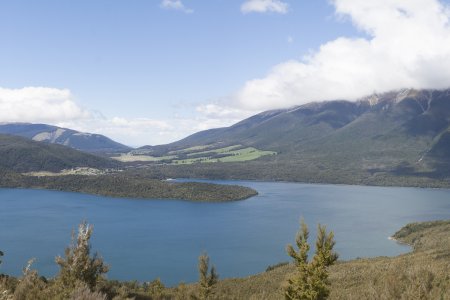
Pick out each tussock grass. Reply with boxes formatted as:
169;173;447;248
199;220;450;299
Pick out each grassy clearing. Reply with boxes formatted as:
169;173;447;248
219;147;276;162
112;154;176;162
173;147;276;165
186;145;243;157
169;144;215;154
116;144;277;165
22;167;108;176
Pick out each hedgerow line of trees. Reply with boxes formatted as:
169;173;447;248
0;219;337;300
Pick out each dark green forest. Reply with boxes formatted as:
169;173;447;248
0;169;257;202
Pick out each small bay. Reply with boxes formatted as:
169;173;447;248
1;180;450;286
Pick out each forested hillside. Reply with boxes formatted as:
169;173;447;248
0;134;119;172
132;89;450;187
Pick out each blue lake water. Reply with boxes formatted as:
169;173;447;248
1;180;450;286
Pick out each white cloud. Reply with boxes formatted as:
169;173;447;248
241;0;289;14
0;85;243;146
160;0;193;14
0;86;243;147
6;1;450;146
0;87;90;123
196;103;254;120
58;117;175;147
235;0;450;111
0;86;169;146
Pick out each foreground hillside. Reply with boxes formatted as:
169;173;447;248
207;220;450;299
0;123;131;153
132;89;450;188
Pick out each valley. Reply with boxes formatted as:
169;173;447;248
3;1;450;298
1;89;450;299
3;89;450;190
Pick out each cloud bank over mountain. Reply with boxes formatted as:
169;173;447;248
234;0;450;111
2;0;450;146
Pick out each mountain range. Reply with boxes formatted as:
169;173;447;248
139;88;450;184
0;123;131;153
2;88;450;186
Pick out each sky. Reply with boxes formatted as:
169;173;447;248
1;0;450;146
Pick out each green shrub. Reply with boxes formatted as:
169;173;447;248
285;220;338;300
55;221;109;295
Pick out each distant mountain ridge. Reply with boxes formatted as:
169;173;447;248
150;88;450;153
141;88;450;182
0;123;131;153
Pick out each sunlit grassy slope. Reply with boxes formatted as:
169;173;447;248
113;144;276;164
113;154;177;162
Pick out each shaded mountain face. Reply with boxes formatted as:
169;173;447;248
0;134;119;172
142;89;450;175
0;123;131;153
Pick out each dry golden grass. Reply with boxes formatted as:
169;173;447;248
197;220;450;299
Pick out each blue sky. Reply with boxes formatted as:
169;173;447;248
1;0;450;146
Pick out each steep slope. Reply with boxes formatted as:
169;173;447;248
0;134;119;172
175;89;448;153
0;123;131;153
139;89;450;184
139;101;370;154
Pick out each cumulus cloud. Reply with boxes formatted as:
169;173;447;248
0;87;90;123
0;86;172;146
58;117;176;147
0;85;242;146
160;0;193;14
235;0;450;111
60;113;243;147
196;103;255;120
241;0;289;14
6;1;450;146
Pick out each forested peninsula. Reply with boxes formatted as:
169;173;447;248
0;169;257;202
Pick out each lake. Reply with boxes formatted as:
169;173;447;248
1;180;450;286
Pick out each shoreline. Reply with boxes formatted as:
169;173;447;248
171;177;450;191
